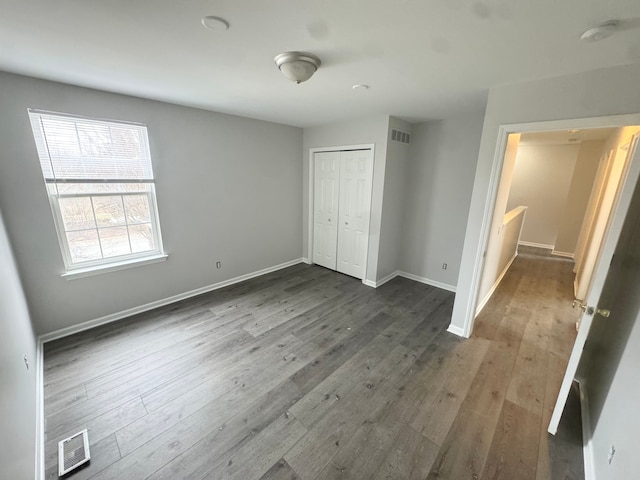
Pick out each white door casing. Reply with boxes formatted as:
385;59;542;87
337;150;374;279
548;134;640;434
312;151;340;270
452;114;640;340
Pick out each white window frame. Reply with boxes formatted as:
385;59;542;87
28;109;167;278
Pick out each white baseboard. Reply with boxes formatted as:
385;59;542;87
39;258;305;344
374;271;400;288
578;381;596;480
34;338;44;480
446;324;467;337
551;250;575;259
397;271;457;293
362;271;457;293
519;241;554;249
301;257;311;265
475;253;517;316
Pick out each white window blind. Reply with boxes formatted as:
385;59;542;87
27;109;164;272
29;109;154;182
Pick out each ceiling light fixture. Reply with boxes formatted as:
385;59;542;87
274;51;321;84
201;16;230;32
580;20;619;42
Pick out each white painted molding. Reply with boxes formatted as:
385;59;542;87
374;271;400;288
62;254;168;280
551;250;575;259
301;257;311;265
397;271;457;293
475;253;517;316
518;241;554;250
361;270;457;292
446;324;467;337
34;338;44;480
577;381;596;480
39;258;305;343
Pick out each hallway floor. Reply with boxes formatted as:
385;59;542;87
469;248;585;480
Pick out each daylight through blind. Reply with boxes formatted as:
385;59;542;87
28;109;154;182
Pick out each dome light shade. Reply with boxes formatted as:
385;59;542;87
580;20;619;42
274;52;321;84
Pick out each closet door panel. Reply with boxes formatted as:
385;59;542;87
337;150;373;279
313;152;340;270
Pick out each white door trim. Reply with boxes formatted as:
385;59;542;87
308;144;375;284
455;113;640;338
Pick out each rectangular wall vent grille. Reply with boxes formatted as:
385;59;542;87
391;129;411;144
58;429;91;476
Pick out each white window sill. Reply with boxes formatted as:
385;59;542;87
61;254;168;280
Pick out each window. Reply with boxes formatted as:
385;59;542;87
28;109;165;274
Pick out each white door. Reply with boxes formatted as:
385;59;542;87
337;150;373;279
574;146;627;301
549;134;640;434
312;152;340;270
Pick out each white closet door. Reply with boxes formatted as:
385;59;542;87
337;150;373;279
313;152;340;270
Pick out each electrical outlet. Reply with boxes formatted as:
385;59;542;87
442;263;447;270
608;445;616;464
216;261;222;269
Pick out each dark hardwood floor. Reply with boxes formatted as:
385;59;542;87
43;254;584;480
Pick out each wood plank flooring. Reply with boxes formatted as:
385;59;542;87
44;253;584;480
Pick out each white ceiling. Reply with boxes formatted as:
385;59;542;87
1;0;640;128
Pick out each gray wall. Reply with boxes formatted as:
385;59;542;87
400;109;485;288
554;140;604;255
578;169;640;480
453;62;640;334
302;115;390;283
377;117;412;281
0;209;38;479
507;144;579;247
0;71;303;335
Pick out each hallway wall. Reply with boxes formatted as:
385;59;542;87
476;133;521;307
507;143;579;248
554;140;604;255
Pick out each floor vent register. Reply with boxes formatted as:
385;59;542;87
58;429;91;476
